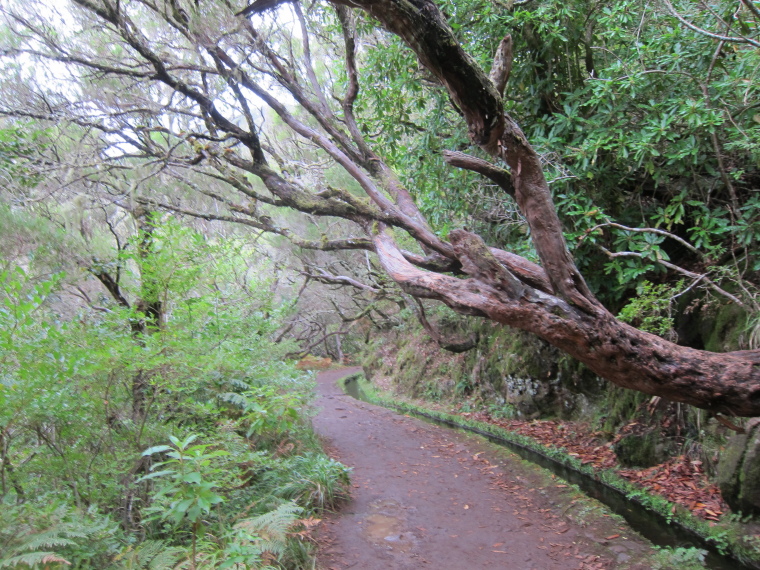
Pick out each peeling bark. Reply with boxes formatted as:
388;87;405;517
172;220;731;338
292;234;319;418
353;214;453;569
489;34;513;97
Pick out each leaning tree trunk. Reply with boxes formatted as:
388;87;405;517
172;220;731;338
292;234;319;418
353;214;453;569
91;206;163;420
375;231;760;416
340;0;760;417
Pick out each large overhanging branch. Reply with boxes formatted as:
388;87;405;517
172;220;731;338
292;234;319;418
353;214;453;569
314;0;760;415
336;0;602;314
371;227;760;415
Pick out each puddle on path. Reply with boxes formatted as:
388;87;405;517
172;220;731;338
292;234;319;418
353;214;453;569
361;499;417;553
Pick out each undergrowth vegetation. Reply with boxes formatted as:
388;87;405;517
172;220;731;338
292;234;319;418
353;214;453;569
0;217;350;569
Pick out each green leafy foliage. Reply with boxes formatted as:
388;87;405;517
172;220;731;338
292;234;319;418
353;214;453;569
114;540;185;570
0;503;122;569
0;217;348;568
652;546;707;569
267;453;351;512
355;0;760;308
618;280;685;338
140;435;229;527
218;386;302;444
0;123;49;193
191;502;303;570
2;0;758;564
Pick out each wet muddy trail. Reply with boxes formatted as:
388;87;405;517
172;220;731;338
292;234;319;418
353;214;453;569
312;368;662;569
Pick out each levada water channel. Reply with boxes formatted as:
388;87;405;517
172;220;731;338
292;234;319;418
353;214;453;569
341;374;754;570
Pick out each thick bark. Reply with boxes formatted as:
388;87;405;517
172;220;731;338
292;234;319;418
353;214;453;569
442;150;514;197
326;0;760;417
373;230;760;416
341;0;504;150
489;35;513;98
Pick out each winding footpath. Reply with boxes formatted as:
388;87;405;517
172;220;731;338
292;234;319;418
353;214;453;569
312;368;661;570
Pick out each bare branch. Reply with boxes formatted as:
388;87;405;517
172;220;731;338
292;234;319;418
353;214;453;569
300;267;380;293
285;328;349;360
581;222;703;257
335;7;368;154
406;295;478;353
742;0;760;20
598;247;750;310
90;266;131;309
661;0;760;47
136;196;373;252
442;150;514;197
293;3;333;117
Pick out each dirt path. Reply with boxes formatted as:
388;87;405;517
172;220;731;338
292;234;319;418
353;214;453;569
312;368;661;570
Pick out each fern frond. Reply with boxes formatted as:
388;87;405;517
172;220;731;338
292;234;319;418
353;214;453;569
217;392;249;408
146;546;184;570
246;538;285;557
0;508;118;569
19;535;78;551
0;551;70;568
227;378;251;391
114;540;185;570
129;539;165;563
236;502;302;545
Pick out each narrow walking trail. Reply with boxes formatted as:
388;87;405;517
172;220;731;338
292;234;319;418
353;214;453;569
312;368;660;570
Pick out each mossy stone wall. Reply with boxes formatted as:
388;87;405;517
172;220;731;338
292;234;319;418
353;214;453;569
717;419;760;515
361;321;604;419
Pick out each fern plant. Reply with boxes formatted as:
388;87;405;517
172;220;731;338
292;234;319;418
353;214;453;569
0;552;71;569
269;453;351;512
0;505;117;569
170;503;302;570
113;540;184;570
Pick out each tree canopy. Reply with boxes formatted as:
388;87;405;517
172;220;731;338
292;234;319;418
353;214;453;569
1;0;759;414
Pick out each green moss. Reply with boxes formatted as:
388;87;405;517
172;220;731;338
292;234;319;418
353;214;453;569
717;432;748;505
360;319;606;419
741;440;760;512
598;386;648;434
703;303;748;352
614;431;670;468
395;342;429;393
360;337;386;375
